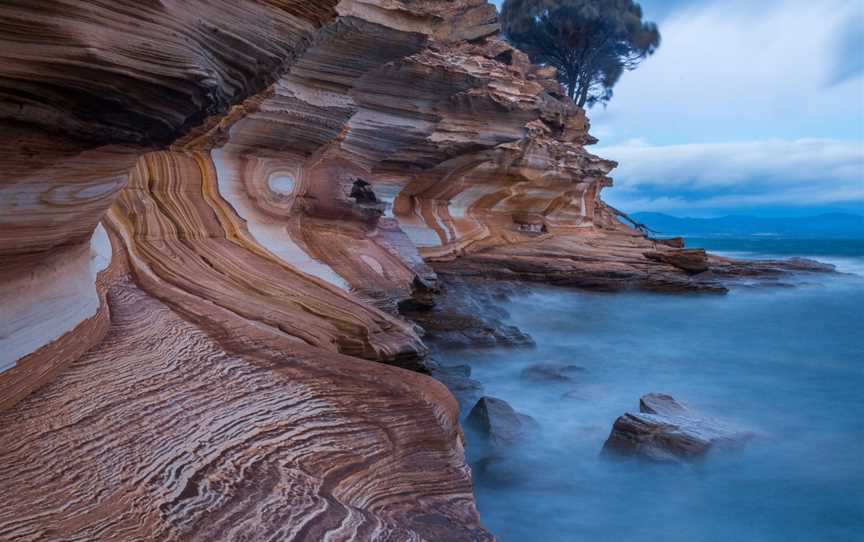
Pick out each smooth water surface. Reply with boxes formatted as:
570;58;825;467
438;239;864;542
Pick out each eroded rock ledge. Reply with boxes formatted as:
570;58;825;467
0;1;831;539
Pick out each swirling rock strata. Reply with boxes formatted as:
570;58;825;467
109;150;426;363
0;0;338;413
1;1;501;539
0;0;830;539
0;279;488;541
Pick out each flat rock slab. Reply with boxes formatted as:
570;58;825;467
639;392;689;416
602;393;751;463
644;249;710;274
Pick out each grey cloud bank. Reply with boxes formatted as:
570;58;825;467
597;139;863;214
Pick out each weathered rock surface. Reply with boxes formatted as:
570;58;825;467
466;396;538;447
0;281;488;541
402;277;535;349
655;237;686;249
0;0;832;538
644;248;710;274
602;394;752;463
707;255;836;278
0;1;502;539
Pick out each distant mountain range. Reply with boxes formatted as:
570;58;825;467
631;212;864;239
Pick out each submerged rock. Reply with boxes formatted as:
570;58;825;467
430;364;483;416
474;456;534;489
521;363;587;382
436;364;472;378
466;396;538;447
602;394;751;463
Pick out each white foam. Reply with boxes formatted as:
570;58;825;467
812;256;864;276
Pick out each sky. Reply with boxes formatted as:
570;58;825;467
491;0;864;217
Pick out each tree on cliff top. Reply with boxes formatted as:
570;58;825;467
501;0;660;108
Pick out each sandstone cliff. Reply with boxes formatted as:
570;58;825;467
0;1;828;540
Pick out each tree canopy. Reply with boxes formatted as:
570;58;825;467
501;0;660;108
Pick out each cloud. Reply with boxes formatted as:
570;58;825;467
492;0;863;214
596;138;864;213
832;4;864;85
589;0;864;145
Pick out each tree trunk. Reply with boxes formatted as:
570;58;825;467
576;80;590;108
567;79;577;101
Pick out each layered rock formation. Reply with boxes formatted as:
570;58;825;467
602;394;752;463
0;279;485;540
0;1;832;539
0;2;499;539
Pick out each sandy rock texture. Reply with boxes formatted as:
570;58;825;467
0;1;832;539
0;1;498;539
602;394;753;463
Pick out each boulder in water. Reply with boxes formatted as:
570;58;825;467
466;396;538;447
602;394;751;463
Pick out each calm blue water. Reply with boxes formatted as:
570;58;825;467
438;239;864;542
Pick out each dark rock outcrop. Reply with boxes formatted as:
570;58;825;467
431;363;484;415
403;277;535;349
654;237;685;249
466;396;538;447
708;255;836;278
602;394;752;463
644;248;710;274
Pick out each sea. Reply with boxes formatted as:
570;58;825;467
436;238;864;542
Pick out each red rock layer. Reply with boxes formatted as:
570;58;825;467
0;2;503;539
0;1;822;539
0;0;343;413
0;279;488;541
109;150;425;362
